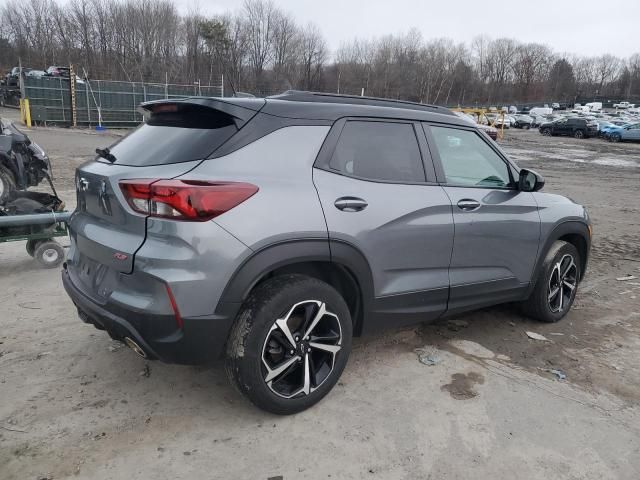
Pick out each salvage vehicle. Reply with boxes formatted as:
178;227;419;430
62;91;592;414
607;123;640;142
0;118;53;203
4;67;32;87
539;117;598;138
512;114;534;129
0;117;67;267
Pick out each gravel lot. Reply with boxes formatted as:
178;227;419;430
1;107;639;479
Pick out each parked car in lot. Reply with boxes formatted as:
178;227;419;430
512;114;534;129
613;101;635;109
529;107;553;116
26;70;46;78
45;66;71;77
63;91;592;413
486;113;510;128
44;66;85;84
477;123;499;140
539;117;598;138
4;67;32;87
596;120;615;137
600;122;630;139
607;123;640;142
528;114;547;127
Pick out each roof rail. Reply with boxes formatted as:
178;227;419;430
269;90;451;114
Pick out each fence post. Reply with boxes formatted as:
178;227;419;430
97;80;103;128
221;73;224;97
69;64;77;127
59;77;66;123
132;82;137;124
85;78;91;126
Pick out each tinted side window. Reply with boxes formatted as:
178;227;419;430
328;121;425;182
429;126;512;188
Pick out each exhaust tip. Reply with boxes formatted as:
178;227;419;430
124;337;147;358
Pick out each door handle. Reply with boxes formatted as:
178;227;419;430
334;197;368;212
457;199;481;211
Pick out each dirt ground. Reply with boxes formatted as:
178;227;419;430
1;107;639;479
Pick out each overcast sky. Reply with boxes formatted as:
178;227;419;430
177;0;639;58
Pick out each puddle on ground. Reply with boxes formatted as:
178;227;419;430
441;372;485;400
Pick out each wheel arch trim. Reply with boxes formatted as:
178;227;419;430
526;220;591;297
215;238;375;334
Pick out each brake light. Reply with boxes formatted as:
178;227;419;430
119;179;258;221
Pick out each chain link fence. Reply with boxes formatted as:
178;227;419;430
23;75;223;127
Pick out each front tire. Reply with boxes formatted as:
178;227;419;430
541;128;552;136
522;241;581;323
574;130;585;139
226;275;352;414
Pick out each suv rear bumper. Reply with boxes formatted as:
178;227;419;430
62;266;237;364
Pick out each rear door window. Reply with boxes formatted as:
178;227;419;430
327;121;425;183
106;104;238;166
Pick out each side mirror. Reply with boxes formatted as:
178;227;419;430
518;169;545;192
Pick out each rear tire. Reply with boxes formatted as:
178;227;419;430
226;274;352;414
522;241;581;323
34;240;65;268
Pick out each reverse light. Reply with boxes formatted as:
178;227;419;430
119;179;258;221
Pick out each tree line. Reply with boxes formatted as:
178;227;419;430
2;0;640;106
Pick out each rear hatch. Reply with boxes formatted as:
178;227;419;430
69;98;263;280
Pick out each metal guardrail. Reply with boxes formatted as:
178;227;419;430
0;211;72;227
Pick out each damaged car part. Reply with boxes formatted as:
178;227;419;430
0;118;55;203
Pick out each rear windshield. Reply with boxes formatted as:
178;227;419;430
106;104;238;166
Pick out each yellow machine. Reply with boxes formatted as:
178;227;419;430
451;108;506;139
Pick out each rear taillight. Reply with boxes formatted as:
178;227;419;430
119;179;258;221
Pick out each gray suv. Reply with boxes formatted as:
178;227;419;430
62;91;591;414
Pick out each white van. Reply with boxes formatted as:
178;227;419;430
529;107;553;116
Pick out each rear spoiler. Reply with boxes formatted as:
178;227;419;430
139;97;266;129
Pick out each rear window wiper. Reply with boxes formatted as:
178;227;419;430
96;147;117;163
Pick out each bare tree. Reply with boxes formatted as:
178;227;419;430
594;54;621;95
297;23;326;91
271;9;298;87
243;0;276;90
1;0;638;105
